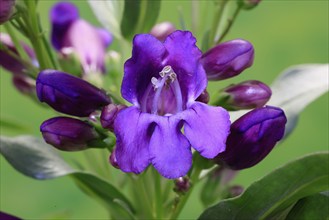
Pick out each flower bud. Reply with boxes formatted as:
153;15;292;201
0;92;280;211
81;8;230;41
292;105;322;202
109;148;119;169
0;0;15;24
201;39;254;81
12;75;35;95
40;117;99;151
0;33;37;75
216;80;272;110
174;177;190;194
229;185;244;197
36;70;111;117
196;89;210;104
238;0;261;10
100;104;127;131
150;22;176;42
216;106;287;170
50;2;79;50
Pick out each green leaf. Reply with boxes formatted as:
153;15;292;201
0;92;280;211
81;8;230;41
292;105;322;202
0;136;75;179
285;192;329;220
198;152;329;220
0;136;135;218
121;0;161;39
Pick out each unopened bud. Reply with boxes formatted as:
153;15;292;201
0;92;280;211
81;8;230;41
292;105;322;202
229;185;244;197
12;75;35;95
109;148;119;169
40;117;100;151
36;70;111;117
201;39;254;81
174;177;190;194
150;22;176;42
0;0;16;24
215;80;272;110
101;104;127;131
196;89;210;104
216;106;287;170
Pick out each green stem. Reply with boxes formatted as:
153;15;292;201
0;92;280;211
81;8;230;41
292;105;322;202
170;168;202;219
3;23;30;62
208;0;228;48
216;5;241;44
153;169;163;219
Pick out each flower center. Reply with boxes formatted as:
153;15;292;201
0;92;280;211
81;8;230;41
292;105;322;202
141;65;183;115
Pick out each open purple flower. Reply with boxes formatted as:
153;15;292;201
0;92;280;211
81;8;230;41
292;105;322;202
113;31;230;179
50;2;112;74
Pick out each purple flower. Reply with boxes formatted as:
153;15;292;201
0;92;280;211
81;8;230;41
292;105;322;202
113;31;230;179
0;211;21;220
0;0;15;24
216;106;287;170
36;70;111;117
201;39;254;80
40;116;99;151
0;33;37;75
217;80;272;110
50;2;112;74
12;75;35;95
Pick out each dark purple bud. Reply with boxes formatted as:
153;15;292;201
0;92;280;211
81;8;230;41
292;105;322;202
40;116;99;151
36;70;111;117
12;75;35;95
216;106;287;170
229;185;244;197
201;39;254;81
174;177;191;194
0;33;37;75
196;89;210;104
50;2;79;50
0;0;15;24
0;211;22;220
238;0;262;10
109;148;119;169
100;104;127;131
216;80;272;110
150;22;176;42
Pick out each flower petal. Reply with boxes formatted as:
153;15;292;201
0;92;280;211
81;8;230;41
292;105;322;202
122;34;166;106
150;116;192;179
114;107;152;174
183;102;230;158
164;31;207;102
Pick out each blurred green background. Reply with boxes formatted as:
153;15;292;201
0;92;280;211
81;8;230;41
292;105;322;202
1;0;328;219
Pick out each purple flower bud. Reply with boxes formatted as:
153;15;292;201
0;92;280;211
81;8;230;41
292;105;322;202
150;22;176;42
100;104;127;131
109;148;119;169
97;28;113;47
40;116;99;151
216;106;287;170
12;75;35;95
0;0;15;24
0;33;37;75
217;80;272;110
201;39;254;81
174;177;191;194
36;70;111;117
238;0;262;10
196;89;210;104
50;2;79;50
